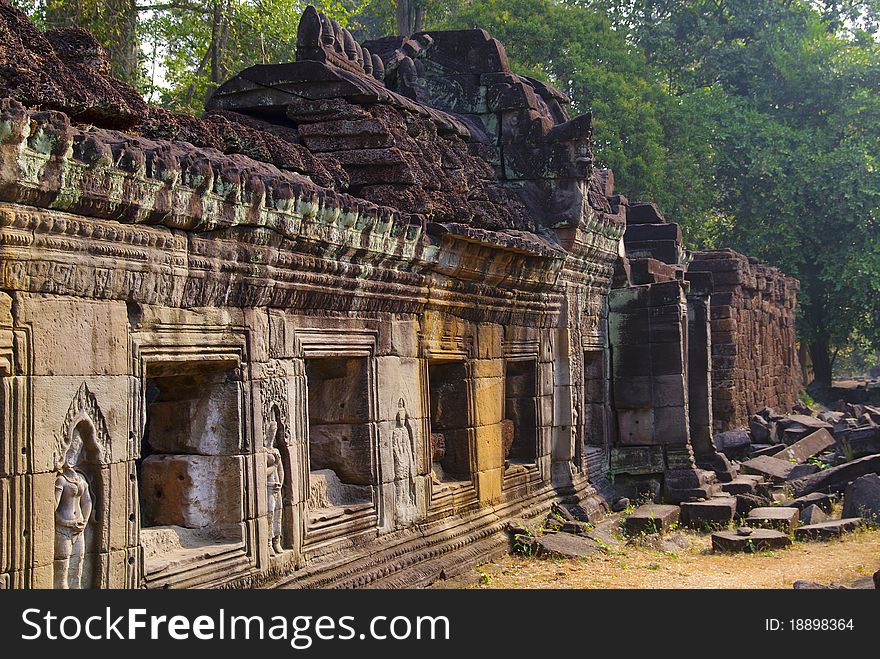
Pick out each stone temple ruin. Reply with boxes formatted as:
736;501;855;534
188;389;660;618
0;4;805;589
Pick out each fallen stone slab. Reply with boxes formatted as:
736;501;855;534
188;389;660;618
794;518;863;541
712;528;792;552
841;473;880;523
681;497;737;530
835;426;880;460
721;474;763;495
776;429;835;464
787;454;880;497
776;415;832;444
747;506;799;533
779;491;836;513
792;580;849;589
714;428;752;459
740;455;816;482
560;521;591;535
533;532;604;559
750;444;786;457
789;463;820;479
735;493;772;517
799;504;827;526
623;504;680;535
749;414;773;444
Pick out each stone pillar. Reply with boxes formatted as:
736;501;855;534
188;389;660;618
610;280;716;502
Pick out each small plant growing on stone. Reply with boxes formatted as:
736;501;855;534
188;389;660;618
798;392;816;409
479;572;491;586
512;533;534;556
807;456;828;470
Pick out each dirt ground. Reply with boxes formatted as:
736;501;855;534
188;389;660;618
467;526;880;589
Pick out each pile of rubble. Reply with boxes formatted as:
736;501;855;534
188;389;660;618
614;402;880;558
506;503;616;560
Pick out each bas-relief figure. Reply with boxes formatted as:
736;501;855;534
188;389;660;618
265;406;286;555
53;427;93;589
391;398;418;524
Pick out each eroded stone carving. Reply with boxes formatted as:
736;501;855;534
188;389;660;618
265;406;286;555
52;383;111;589
391;397;418;524
54;431;93;589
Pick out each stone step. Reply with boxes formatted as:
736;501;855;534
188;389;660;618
680;496;737;530
794;518;863;541
712;528;792;552
623;504;680;535
746;506;799;534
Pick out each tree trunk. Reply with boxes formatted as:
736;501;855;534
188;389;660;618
396;0;412;36
106;0;138;83
209;0;231;85
809;334;833;390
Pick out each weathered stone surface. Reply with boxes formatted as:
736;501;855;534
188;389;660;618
749;414;773;443
690;250;802;434
740;455;800;482
721;475;763;495
0;9;147;128
746;506;799;533
776;429;835;464
533;533;604;559
623;504;680;535
836;426;880;460
713;428;752;460
794;518;863;541
776;415;832;445
140;455;245;530
787;454;880;497
0;2;805;592
841;473;880;523
680;497;737;529
712;528;792;552
779;491;836;513
736;493;773;517
799;504;827;525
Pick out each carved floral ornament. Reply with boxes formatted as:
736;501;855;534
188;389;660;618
261;359;292;446
54;382;112;469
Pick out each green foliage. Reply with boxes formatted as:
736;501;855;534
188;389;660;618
142;0;365;112
606;0;880;385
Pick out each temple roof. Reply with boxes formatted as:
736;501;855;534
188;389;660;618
0;2;622;257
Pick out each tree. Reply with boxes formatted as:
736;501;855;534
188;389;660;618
618;0;880;388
